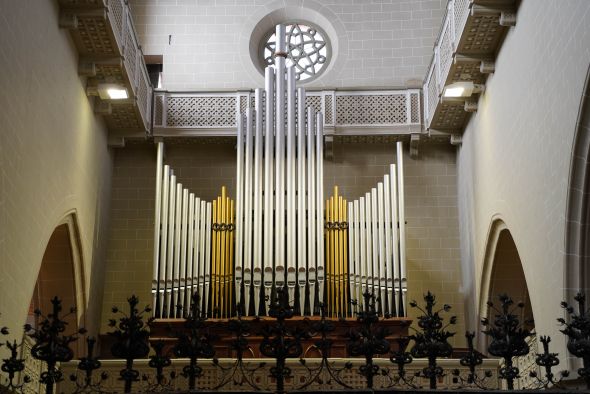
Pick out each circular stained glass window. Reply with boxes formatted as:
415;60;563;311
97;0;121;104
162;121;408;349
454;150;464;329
262;22;330;82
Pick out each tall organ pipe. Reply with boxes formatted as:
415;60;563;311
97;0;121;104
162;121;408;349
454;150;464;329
152;142;164;316
204;202;212;314
235;114;244;312
383;174;396;317
316;113;325;307
185;194;195;317
178;188;189;317
262;67;275;316
296;87;307;315
157;164;170;317
286;66;297;302
377;183;386;315
164;174;176;317
396;142;407;316
243;108;254;314
306;107;317;314
251;88;264;316
274;25;286;293
172;182;182;316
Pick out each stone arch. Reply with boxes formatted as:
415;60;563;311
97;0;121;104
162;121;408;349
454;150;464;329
565;62;590;299
28;212;86;339
478;218;534;349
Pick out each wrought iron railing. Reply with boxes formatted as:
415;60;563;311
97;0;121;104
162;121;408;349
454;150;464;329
3;290;586;393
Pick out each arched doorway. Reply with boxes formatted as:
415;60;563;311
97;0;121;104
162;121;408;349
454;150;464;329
486;229;534;325
479;220;535;345
27;216;86;354
479;221;537;388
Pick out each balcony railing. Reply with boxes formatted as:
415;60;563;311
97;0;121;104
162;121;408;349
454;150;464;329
58;0;153;133
153;89;422;137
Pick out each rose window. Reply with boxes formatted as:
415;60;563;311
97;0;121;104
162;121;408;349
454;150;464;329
262;22;330;82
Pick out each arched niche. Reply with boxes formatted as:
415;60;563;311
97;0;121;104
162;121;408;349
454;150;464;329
565;63;590;298
479;219;534;350
27;214;86;354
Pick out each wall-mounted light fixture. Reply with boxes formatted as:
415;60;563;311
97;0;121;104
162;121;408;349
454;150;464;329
442;81;484;98
97;83;129;100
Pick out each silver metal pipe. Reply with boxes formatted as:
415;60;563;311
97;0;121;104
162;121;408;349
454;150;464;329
383;174;395;316
396;142;407;316
165;174;176;317
178;188;189;316
353;200;361;303
370;188;379;302
235;113;244;311
390;164;400;315
275;50;286;293
251;88;264;316
198;200;207;312
204;202;212;315
152;142;164;316
244;108;254;313
316;112;325;306
192;197;202;303
158;165;170;317
364;192;373;295
306;107;317;314
377;182;386;315
286;66;297;303
359;195;367;296
297;87;307;315
186;193;195;317
262;67;275;316
348;201;355;309
173;183;182;316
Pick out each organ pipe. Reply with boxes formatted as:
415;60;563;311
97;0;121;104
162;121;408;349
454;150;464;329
152;142;163;316
151;24;409;320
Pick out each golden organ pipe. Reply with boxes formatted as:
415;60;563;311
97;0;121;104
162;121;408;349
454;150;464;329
220;188;227;318
343;199;349;317
229;199;235;317
334;192;342;317
210;198;219;317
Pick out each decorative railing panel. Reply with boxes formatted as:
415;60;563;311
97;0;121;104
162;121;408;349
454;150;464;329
153;89;421;136
56;357;501;392
165;95;238;128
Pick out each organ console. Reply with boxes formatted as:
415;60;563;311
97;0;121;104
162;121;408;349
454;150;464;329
151;24;408;320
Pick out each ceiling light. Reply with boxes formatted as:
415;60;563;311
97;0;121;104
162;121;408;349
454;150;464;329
106;88;128;99
443;81;479;98
97;83;129;100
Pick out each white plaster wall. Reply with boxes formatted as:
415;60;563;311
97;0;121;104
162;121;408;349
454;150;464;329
0;1;113;338
129;0;446;90
457;0;590;356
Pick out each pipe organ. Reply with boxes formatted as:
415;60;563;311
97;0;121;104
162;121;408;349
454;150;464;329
346;144;408;318
152;25;408;320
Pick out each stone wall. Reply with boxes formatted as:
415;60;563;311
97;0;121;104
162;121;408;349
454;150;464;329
129;0;446;90
0;0;113;340
456;0;590;357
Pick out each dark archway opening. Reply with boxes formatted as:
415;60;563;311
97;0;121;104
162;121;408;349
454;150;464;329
27;224;81;355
